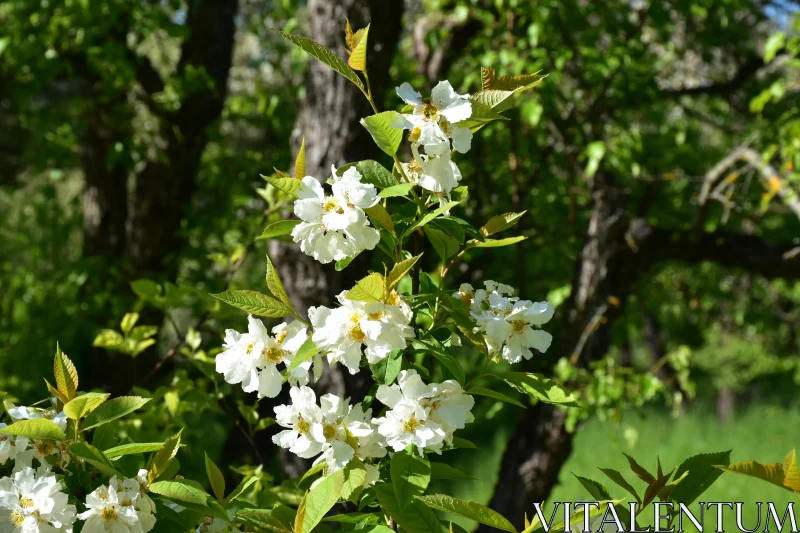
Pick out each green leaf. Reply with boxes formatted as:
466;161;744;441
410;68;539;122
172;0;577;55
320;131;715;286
104;442;166;458
498;372;580;407
322;513;381;525
276;29;364;89
416;340;465;384
430;462;472;481
424;226;461;262
391;449;431;509
336;254;359;271
365;203;395;234
346;273;385;302
70;442;120;477
150;480;209;506
149;429;183;483
258;220;301;240
407;202;461;234
205;452;226;501
451;437;477;449
370;349;403;385
584;141;606;177
338;160;398;188
718;459;793;493
380;183;416;198
387;253;422;288
361;111;403;157
466;386;525;408
263;173;303;197
54;343;78;402
130;279;161;301
375;483;441;533
490;71;546;92
63;392;111;420
480;211;526;237
295;137;306;178
239;509;293;533
460;99;509;133
764;32;786;62
473;236;526;248
416;494;516;533
295;469;345;533
83;396;151;430
266;255;295;311
573;474;612;501
342;458;369;503
225;475;259;504
0;419;66;441
287;338;319;374
599;468;640;504
120;312;139;334
669;451;730;504
471;90;517;113
211;290;295;318
347;23;370;71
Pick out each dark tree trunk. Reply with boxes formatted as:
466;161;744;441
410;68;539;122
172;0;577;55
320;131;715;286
269;0;403;478
79;0;239;394
483;186;650;530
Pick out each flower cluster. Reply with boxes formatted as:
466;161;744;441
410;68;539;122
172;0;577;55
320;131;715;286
0;467;76;532
291;167;381;264
272;387;384;481
309;289;414;374
78;470;156;533
1;406;72;475
374;370;474;453
216;317;318;398
456;281;555;363
392;81;472;202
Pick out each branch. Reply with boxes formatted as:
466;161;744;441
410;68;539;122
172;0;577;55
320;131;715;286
661;55;766;99
650;229;800;280
699;146;800;222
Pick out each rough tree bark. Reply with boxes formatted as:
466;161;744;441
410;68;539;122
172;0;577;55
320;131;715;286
481;184;800;530
80;0;239;393
268;0;403;477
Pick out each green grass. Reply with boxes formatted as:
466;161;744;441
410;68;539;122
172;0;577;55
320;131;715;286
434;403;799;532
550;404;799;530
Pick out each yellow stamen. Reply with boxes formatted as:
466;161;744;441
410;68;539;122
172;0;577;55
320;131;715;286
100;507;118;521
11;510;25;526
367;311;384;321
322;423;337;441
422;102;439;121
295;418;311;435
246;342;255;355
410;127;422;143
261;346;284;365
402;415;420;433
19;497;34;509
511;320;526;333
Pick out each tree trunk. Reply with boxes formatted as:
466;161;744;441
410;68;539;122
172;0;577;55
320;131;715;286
483;186;649;529
80;0;239;394
268;0;403;477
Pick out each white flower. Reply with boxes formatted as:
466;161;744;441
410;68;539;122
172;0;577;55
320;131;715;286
271;321;320;387
392;81;473;154
373;371;446;454
216;317;317;399
121;470;157;531
272;387;324;459
78;476;155;533
310;395;383;472
467;281;555;363
291;169;381;264
423;381;475;445
0;467;76;532
0;425;31;470
8;406;68;433
404;146;463;200
309;290;414;375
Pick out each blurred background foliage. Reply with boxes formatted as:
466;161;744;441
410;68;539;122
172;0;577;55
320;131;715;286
1;0;800;530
